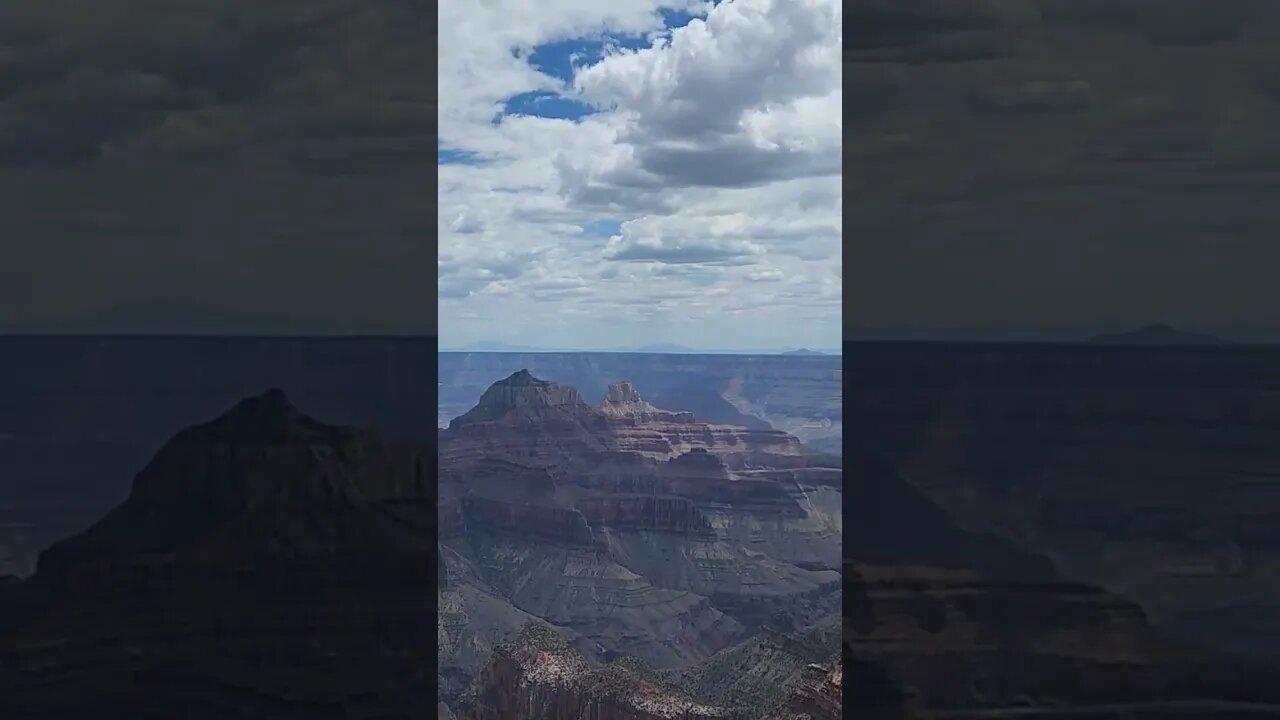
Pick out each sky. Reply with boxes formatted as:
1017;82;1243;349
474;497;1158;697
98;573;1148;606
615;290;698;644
7;0;1279;343
850;0;1280;342
436;0;843;351
0;1;435;335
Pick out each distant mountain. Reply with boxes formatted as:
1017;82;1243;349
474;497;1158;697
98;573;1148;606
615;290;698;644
782;348;825;356
1088;324;1225;346
450;341;552;352
622;342;694;353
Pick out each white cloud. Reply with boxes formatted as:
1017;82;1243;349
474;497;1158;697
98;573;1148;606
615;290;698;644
437;0;841;350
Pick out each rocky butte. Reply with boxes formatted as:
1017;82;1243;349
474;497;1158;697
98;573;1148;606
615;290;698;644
438;371;842;718
0;389;440;718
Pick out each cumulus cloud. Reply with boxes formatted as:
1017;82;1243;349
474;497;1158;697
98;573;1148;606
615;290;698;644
565;0;841;197
437;0;841;350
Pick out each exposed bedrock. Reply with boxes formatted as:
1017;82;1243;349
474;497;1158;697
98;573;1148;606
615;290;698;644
437;351;842;447
456;624;746;720
438;371;841;711
0;390;441;718
847;342;1280;659
461;495;596;546
577;495;713;534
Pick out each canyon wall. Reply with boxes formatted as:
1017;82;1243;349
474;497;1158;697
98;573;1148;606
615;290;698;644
0;338;842;576
847;341;1280;665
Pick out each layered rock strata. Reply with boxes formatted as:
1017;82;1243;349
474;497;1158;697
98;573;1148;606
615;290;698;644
0;390;439;719
438;373;842;713
842;400;1280;718
846;342;1280;660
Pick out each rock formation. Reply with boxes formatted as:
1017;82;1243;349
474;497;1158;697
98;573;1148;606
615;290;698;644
846;342;1280;661
0;389;439;718
455;624;742;720
455;621;842;720
436;351;843;455
842;376;1280;718
0;338;841;578
439;371;842;716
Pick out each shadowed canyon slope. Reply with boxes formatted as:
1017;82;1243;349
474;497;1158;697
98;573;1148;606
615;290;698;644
439;371;842;718
0;389;440;718
844;341;1280;717
0;336;439;577
0;361;840;718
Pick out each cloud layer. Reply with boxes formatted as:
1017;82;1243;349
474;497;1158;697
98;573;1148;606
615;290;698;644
438;0;842;350
848;0;1280;341
0;1;435;332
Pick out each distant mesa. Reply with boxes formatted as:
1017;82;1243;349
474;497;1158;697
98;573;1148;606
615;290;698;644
782;348;825;356
1087;323;1225;346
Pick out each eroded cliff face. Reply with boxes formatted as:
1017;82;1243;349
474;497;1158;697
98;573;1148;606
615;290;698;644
439;373;842;715
842;365;1280;718
455;625;742;720
455;622;842;720
847;343;1280;660
0;390;439;718
0;340;840;578
437;352;842;453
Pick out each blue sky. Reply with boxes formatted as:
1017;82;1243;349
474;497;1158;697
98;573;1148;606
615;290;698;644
437;0;842;351
492;8;708;124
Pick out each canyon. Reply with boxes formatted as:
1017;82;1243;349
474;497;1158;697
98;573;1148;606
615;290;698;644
436;351;842;455
0;338;842;577
438;370;842;718
847;342;1280;660
8;337;1280;716
0;349;842;719
0;388;440;718
844;341;1280;717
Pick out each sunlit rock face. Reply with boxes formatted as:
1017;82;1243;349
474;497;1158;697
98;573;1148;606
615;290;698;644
454;623;842;720
439;371;842;716
437;352;843;454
